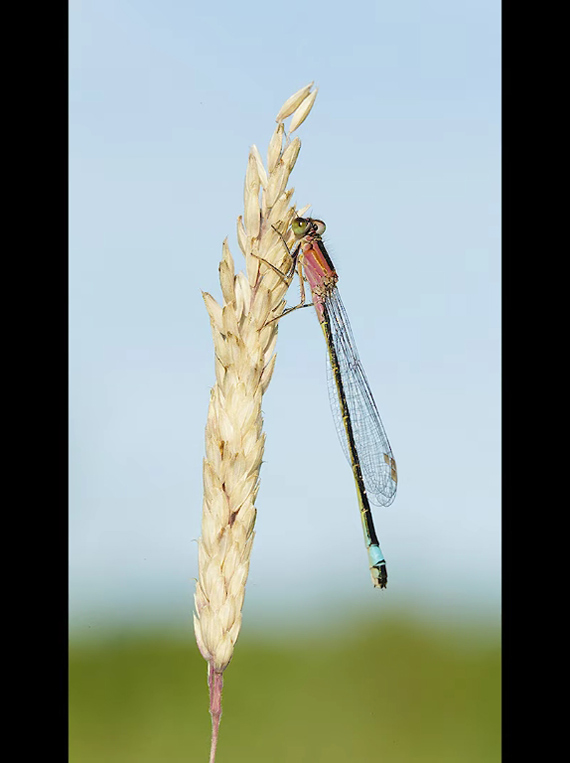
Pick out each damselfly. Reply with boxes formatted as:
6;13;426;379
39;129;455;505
264;217;397;588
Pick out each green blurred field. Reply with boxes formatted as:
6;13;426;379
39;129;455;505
69;616;500;762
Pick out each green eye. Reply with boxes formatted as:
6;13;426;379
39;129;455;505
292;217;309;238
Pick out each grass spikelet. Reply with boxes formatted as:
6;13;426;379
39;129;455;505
243;154;261;238
281;136;302;171
275;81;314;122
194;84;318;763
289;88;318;134
250;144;268;188
267;121;285;173
236;215;248;256
265;159;291;209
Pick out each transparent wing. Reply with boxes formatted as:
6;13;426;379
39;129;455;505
324;288;397;507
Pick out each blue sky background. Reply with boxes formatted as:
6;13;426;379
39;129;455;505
69;0;500;637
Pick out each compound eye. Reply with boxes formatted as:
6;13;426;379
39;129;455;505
291;217;309;238
312;220;326;236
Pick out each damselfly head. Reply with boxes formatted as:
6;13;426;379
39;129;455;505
291;217;310;238
291;217;327;239
312;219;326;236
